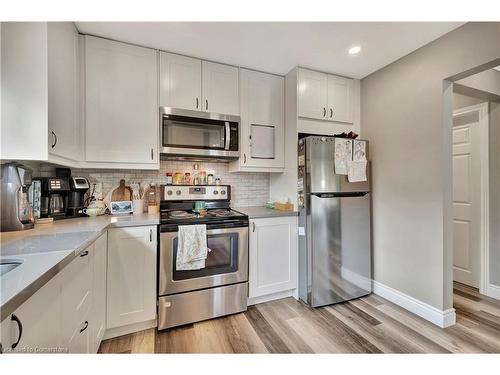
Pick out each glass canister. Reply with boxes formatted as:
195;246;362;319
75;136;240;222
207;174;214;185
184;172;192;185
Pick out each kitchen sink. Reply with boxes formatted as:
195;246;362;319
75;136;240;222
0;259;24;276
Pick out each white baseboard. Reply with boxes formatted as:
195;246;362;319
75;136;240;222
103;319;157;340
486;283;500;300
248;289;295;306
341;267;372;291
372;281;456;328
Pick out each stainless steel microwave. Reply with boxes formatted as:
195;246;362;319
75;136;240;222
160;107;240;159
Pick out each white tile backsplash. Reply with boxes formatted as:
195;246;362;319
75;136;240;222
35;161;270;207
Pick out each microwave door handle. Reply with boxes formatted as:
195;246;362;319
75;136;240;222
225;122;230;150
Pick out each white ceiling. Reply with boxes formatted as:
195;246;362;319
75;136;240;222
76;22;464;79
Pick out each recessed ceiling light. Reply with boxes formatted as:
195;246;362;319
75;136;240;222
349;46;361;55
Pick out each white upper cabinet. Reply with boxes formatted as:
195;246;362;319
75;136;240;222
298;67;354;124
47;22;81;162
160;53;239;116
230;69;284;172
160;52;202;111
298;68;328;120
327;74;354;123
85;36;158;165
202;61;239;115
0;22;82;162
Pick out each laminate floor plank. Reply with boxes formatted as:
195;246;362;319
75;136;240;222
99;287;500;354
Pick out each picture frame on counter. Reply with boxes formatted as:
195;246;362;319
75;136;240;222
110;201;134;215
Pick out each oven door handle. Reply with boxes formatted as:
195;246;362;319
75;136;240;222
224;122;230;150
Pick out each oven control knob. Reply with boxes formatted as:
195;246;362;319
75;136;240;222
221;190;226;195
213;190;218;195
167;190;173;196
176;190;181;195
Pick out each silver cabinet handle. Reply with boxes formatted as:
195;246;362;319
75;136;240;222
323;108;326;117
151;148;154;161
51;131;57;148
196;97;199;109
252;222;255;232
330;108;333;118
205;99;208;110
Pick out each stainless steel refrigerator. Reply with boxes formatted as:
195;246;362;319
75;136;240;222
298;136;371;307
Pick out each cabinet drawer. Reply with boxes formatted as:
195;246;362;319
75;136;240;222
61;246;92;341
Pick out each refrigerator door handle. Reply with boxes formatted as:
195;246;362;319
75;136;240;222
310;192;368;198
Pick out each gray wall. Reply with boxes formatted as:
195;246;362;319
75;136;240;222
361;22;500;311
457;69;500;96
490;102;500;286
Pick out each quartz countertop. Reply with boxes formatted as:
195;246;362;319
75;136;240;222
233;206;298;219
0;213;159;321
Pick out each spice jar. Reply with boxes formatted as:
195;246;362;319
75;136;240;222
207;174;214;185
215;177;221;186
184;172;192;185
173;172;183;185
199;171;207;185
166;172;173;185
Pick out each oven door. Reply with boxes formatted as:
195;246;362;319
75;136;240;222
159;226;248;295
160;107;239;158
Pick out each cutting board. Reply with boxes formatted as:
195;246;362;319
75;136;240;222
111;179;132;201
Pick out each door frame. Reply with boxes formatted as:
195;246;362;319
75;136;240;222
452;102;489;295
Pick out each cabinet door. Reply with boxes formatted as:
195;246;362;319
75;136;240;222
239;69;284;169
107;226;157;329
85;36;158;165
327;74;354;123
249;217;298;298
1;318;13;353
47;22;80;161
67;320;91;354
298;68;328;120
91;232;107;353
202;61;239;115
160;52;202;111
7;272;62;353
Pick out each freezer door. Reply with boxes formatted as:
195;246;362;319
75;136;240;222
307;136;370;193
309;193;371;307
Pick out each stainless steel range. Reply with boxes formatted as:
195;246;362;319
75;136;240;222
158;185;249;330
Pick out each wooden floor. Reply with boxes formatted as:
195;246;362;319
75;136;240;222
98;282;500;353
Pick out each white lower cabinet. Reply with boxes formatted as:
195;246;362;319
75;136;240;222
91;233;107;352
248;216;298;303
4;272;63;353
0;233;108;354
107;226;157;329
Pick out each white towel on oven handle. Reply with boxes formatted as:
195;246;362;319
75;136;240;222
176;224;210;270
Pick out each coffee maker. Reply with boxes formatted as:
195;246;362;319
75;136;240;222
0;162;35;232
39;177;71;219
67;177;90;217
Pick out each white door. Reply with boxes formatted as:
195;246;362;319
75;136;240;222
159;52;202;111
202;61;239;115
327;74;354;124
452;107;483;288
298;68;328;120
239;69;284;169
85;36;158;165
47;22;81;161
248;217;298;299
107;226;157;329
91;233;107;353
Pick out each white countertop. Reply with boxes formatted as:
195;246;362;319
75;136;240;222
0;213;159;321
